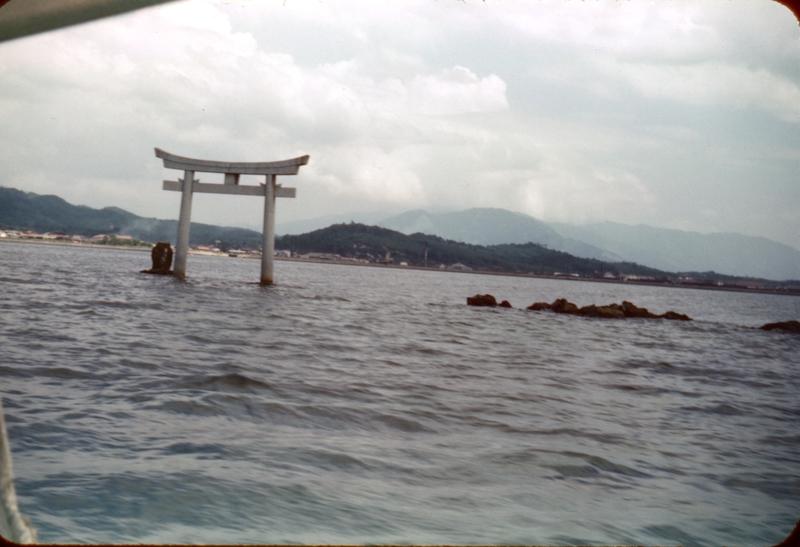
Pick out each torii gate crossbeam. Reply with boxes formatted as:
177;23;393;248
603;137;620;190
155;148;309;284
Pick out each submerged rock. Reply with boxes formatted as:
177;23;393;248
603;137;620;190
659;311;692;321
581;305;625;319
760;320;800;334
472;294;693;321
527;302;551;311
467;294;498;307
466;294;513;308
621;301;658;319
598;307;626;319
524;297;692;321
551;298;580;314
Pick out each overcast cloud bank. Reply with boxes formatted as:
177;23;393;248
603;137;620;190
0;0;797;250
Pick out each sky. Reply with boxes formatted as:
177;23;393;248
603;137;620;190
0;0;798;249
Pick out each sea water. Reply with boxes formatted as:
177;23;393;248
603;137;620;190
0;241;798;545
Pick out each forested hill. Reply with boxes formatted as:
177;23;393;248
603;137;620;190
0;186;138;235
276;223;669;278
0;186;263;248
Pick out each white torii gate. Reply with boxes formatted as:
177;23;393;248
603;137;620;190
155;148;309;285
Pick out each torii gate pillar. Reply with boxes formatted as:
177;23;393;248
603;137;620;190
155;148;309;284
175;168;194;278
261;174;276;285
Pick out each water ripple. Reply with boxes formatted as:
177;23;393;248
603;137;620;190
0;243;798;545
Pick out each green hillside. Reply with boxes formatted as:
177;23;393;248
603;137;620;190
0;187;137;235
276;223;668;277
0;186;263;248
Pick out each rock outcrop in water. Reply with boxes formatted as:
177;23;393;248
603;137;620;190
468;295;689;320
141;242;174;275
525;298;691;321
467;294;497;306
759;320;800;334
466;294;513;308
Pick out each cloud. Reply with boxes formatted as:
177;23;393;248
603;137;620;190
406;67;508;116
0;0;509;218
307;146;427;207
494;1;720;59
519;164;658;225
594;59;800;123
485;1;799;126
0;0;796;249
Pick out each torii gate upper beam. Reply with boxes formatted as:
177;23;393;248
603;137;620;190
155;148;309;284
155;148;309;176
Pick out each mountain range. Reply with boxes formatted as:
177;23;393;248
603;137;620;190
277;208;800;281
549;221;800;283
2;186;798;281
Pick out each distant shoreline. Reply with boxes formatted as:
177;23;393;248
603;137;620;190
279;254;800;298
0;237;152;252
3;237;797;298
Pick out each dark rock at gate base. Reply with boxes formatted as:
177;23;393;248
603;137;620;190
141;242;174;275
760;320;800;334
498;300;513;308
467;294;498;307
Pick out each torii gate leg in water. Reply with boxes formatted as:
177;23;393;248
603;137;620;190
261;174;277;285
155;148;308;284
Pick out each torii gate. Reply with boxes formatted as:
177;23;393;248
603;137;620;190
155;148;309;285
